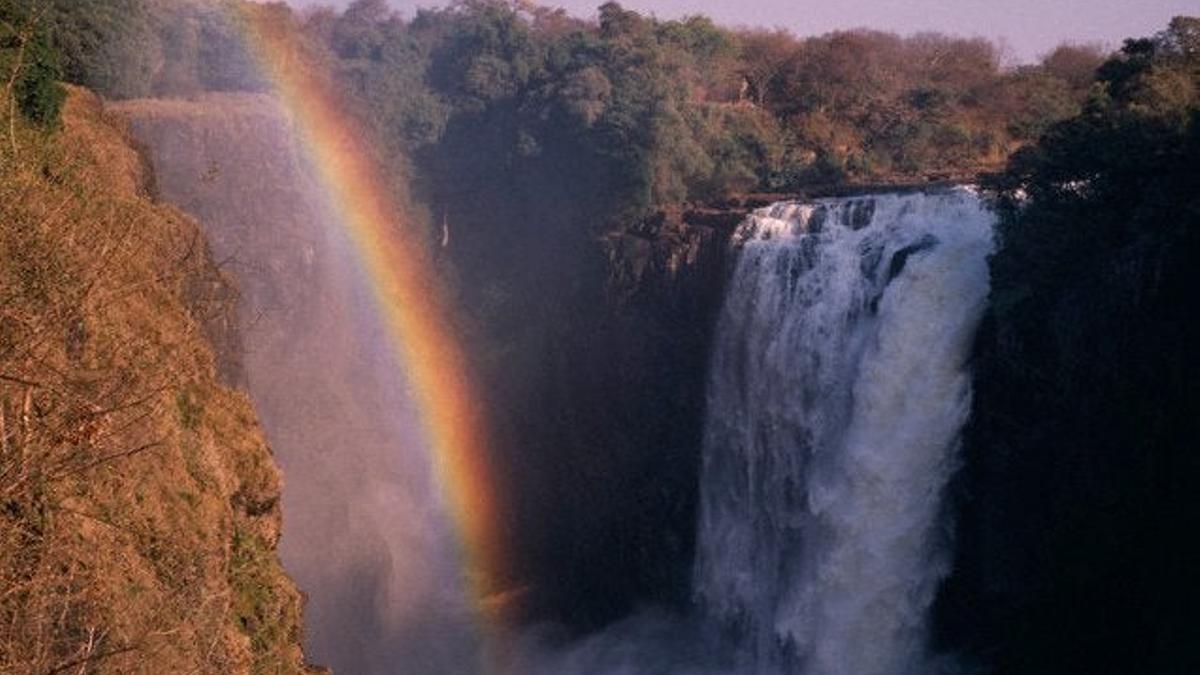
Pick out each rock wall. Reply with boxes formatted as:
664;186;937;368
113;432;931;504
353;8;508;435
475;205;740;627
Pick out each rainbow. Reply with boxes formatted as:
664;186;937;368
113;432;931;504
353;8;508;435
233;2;508;624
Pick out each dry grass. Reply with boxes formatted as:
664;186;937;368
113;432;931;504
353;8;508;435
0;87;316;674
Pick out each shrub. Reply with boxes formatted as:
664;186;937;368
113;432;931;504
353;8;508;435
1;0;65;126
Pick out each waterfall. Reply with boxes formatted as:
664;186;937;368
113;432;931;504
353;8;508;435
693;188;994;675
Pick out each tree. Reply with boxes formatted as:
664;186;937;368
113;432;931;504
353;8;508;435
1;0;64;126
735;28;795;107
46;0;160;99
598;1;646;42
941;20;1200;672
1041;42;1107;92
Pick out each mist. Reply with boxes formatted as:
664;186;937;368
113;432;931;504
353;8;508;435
110;91;487;671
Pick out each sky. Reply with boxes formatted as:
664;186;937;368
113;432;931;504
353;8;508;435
286;0;1199;62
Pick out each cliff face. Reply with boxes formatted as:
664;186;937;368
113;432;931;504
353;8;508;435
933;133;1200;674
0;88;312;674
463;203;740;626
115;94;488;674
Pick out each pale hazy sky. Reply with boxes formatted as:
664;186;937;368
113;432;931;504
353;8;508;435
286;0;1199;62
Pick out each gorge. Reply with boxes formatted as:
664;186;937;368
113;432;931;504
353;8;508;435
3;3;1197;674
112;70;1199;675
116;90;998;672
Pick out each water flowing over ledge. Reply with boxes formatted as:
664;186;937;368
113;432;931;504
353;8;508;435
522;188;996;675
693;188;995;674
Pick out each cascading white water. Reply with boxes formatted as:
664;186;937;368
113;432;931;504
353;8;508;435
694;188;994;675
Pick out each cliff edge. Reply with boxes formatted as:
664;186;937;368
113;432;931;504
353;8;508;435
0;87;317;674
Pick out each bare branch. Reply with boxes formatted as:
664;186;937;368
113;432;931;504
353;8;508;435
50;439;166;481
41;645;139;675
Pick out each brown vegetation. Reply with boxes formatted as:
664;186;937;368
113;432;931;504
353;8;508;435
0;87;315;674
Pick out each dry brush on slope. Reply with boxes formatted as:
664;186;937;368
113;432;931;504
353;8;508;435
0;86;317;674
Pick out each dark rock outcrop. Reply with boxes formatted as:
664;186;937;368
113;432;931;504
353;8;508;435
470;204;739;628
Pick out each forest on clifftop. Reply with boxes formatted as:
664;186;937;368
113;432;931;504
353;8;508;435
34;0;1106;217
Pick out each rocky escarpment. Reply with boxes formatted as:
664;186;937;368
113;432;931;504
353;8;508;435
0;88;314;674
